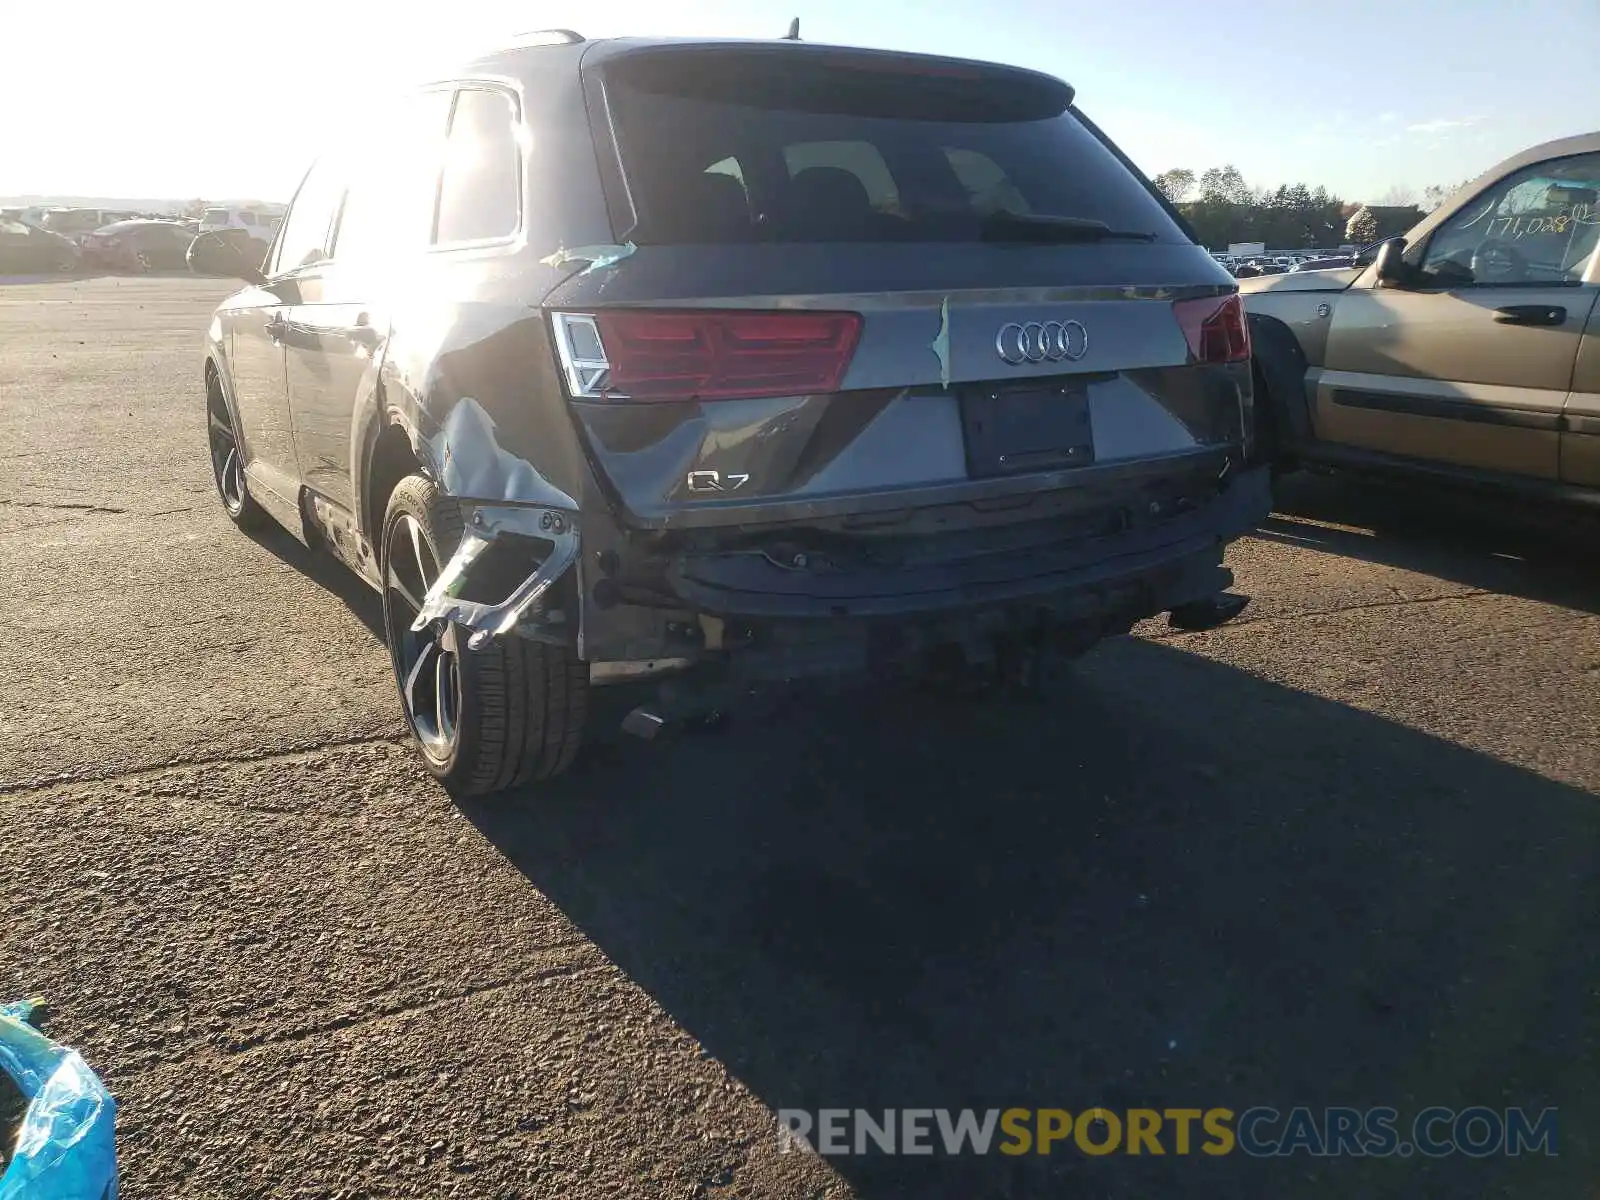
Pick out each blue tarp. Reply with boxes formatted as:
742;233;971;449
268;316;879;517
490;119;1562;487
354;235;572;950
0;1001;117;1200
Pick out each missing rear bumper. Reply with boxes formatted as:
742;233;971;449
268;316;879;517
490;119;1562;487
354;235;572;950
411;504;580;650
662;465;1271;620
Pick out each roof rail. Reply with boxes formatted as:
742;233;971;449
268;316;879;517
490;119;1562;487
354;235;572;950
512;29;585;46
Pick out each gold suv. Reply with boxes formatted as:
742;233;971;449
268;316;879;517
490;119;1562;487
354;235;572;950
1241;132;1600;498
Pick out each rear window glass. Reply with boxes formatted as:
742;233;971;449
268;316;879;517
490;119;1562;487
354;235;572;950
202;208;231;224
604;54;1181;245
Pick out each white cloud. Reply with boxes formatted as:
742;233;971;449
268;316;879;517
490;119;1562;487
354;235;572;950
1406;117;1480;135
1379;112;1397;124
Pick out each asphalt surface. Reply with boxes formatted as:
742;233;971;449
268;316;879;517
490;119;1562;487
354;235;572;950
2;276;1597;1199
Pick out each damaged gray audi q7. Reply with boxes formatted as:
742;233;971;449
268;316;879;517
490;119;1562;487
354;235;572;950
200;31;1271;794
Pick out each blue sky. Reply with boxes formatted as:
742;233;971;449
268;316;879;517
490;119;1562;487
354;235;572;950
3;0;1595;202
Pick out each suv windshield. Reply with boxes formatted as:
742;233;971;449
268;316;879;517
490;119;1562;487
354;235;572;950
604;51;1183;246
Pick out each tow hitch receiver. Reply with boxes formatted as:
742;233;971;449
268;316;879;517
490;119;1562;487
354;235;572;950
1167;591;1251;632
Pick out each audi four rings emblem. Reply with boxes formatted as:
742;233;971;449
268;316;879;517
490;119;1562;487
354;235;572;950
995;319;1089;365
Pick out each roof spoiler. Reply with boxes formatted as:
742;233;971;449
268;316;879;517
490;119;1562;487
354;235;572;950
514;29;584;45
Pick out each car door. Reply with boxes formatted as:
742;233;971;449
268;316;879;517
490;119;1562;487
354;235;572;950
0;220;36;271
226;157;346;507
1562;205;1600;488
153;223;192;269
1314;151;1600;480
283;88;453;515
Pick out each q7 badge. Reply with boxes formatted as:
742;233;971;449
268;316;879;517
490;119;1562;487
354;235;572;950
686;470;750;493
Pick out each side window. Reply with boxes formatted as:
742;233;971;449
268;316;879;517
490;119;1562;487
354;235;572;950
333;89;453;264
783;140;899;213
704;156;746;187
272;159;344;274
434;87;521;245
1421;153;1600;286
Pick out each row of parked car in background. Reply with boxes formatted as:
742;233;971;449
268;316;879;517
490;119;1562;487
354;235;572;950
0;204;282;276
1211;250;1356;277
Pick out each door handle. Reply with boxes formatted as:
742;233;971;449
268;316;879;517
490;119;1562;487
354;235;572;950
1493;304;1566;327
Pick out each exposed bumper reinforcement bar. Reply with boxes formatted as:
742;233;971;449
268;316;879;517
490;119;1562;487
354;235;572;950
411;504;580;651
665;466;1272;620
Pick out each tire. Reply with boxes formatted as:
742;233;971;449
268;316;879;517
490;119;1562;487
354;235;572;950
380;474;588;795
206;373;267;530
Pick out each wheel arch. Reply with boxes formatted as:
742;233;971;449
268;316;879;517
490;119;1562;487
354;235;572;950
1248;311;1315;451
204;353;247;451
361;411;430;566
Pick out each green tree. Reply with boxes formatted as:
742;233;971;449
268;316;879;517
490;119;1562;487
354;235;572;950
1198;165;1250;205
1173;167;1350;250
1153;168;1195;204
1346;205;1379;245
1422;181;1470;211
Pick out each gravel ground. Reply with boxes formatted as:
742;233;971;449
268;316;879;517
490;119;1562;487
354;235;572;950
0;1071;20;1173
1;276;1596;1198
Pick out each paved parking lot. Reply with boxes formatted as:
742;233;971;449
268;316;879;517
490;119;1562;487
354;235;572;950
2;276;1597;1198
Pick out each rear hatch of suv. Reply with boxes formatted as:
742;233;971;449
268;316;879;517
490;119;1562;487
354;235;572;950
546;42;1251;613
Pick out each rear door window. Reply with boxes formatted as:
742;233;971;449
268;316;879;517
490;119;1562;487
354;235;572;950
333;89;453;265
434;86;521;246
273;158;344;273
603;50;1183;245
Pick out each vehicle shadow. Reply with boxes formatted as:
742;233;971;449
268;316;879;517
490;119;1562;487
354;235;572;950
1262;470;1600;615
461;639;1597;1198
242;520;384;639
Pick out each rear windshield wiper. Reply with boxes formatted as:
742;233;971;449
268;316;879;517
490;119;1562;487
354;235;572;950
978;212;1158;244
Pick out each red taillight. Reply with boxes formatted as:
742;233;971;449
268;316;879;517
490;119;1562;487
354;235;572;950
1173;294;1250;364
556;310;863;402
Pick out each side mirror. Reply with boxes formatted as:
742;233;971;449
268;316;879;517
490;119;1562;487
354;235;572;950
1372;238;1408;286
